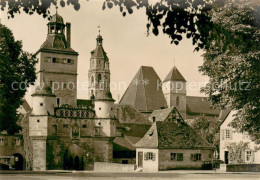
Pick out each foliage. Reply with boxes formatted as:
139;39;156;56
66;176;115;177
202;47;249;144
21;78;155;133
0;0;80;19
227;141;249;164
192;115;220;148
0;23;37;134
200;0;260;142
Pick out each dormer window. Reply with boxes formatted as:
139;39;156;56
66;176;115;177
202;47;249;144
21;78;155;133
152;117;156;123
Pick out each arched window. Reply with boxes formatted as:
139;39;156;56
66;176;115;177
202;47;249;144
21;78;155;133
176;96;180;106
91;76;94;85
98;74;102;84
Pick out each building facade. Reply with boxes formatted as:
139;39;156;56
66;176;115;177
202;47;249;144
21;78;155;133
219;110;260;164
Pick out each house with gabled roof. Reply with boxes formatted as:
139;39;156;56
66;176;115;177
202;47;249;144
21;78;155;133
219;110;260;165
135;121;214;171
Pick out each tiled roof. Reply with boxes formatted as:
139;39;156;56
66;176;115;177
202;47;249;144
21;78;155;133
135;121;213;149
186;96;221;115
21;99;31;112
148;107;175;122
77;99;93;108
163;66;186;82
91;45;108;60
119;66;167;112
40;34;78;55
122;123;151;138
113;137;136;151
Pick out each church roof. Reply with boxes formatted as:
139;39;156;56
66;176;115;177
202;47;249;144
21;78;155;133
163;66;186;82
119;66;167;112
135;121;213;149
186;96;221;116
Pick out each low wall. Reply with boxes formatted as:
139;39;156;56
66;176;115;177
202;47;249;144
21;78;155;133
94;162;136;172
227;164;260;172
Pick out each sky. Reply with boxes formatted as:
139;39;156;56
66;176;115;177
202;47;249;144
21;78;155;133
0;1;209;102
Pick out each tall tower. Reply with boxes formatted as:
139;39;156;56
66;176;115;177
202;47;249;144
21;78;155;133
162;66;187;119
36;12;79;107
29;86;56;170
88;33;116;162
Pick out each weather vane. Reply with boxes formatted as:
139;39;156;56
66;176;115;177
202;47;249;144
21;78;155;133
55;5;58;14
97;25;101;35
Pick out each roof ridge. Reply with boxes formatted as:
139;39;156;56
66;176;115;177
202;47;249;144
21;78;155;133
141;67;148;111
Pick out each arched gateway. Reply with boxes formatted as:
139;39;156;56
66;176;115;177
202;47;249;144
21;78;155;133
63;144;84;170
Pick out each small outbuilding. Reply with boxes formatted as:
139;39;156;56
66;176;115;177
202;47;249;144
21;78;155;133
135;121;214;171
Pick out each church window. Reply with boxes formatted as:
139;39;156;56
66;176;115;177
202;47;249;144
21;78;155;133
91;76;94;85
98;74;102;84
176;96;179;106
111;107;113;111
86;111;89;118
63;124;68;128
70;111;73;117
67;59;72;64
0;138;4;145
82;124;87;128
52;57;57;63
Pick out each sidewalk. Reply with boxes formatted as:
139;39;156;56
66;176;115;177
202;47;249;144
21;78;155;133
1;169;259;174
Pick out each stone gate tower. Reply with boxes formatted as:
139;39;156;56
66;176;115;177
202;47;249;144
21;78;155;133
36;13;79;107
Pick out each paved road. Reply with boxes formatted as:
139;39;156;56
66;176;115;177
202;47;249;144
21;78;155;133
0;172;259;180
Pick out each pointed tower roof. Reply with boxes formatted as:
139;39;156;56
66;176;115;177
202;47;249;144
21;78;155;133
119;66;167;112
91;34;108;60
163;66;186;82
38;13;78;55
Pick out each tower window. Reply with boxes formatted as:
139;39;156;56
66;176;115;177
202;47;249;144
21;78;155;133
40;103;43;106
91;76;94;85
99;107;101;110
37;119;40;123
52;58;57;63
0;138;4;145
56;98;60;107
98;74;102;84
82;124;87;128
67;59;72;64
176;96;179;106
152;116;156;123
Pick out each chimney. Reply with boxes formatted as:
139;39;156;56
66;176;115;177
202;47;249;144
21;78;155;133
66;22;71;47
